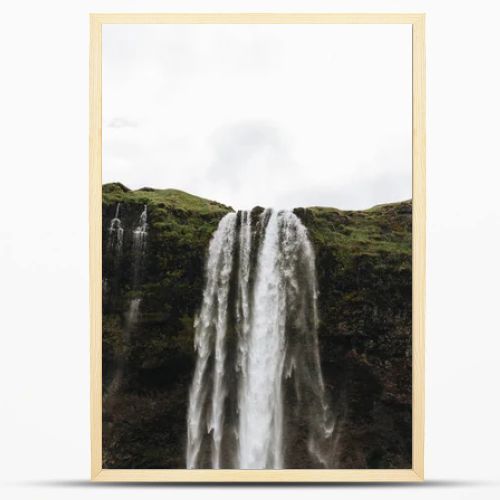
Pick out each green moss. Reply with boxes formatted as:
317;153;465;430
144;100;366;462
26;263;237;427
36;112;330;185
103;182;232;215
300;200;412;258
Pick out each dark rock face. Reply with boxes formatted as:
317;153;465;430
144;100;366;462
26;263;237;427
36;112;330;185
296;202;412;469
102;184;412;469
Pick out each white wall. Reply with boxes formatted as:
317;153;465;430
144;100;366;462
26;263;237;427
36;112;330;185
1;1;499;499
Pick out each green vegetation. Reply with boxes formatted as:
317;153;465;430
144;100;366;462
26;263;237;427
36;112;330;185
298;201;411;256
103;182;232;215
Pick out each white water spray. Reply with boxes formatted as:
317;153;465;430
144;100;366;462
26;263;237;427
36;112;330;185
186;213;237;469
106;205;149;400
133;205;148;253
238;209;286;468
108;203;124;253
132;205;148;287
187;209;334;469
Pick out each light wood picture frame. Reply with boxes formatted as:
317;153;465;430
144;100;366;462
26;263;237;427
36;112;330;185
90;12;425;482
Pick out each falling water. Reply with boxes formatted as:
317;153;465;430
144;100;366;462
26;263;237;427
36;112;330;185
125;297;142;330
108;203;124;253
238;209;286;468
105;205;149;401
126;204;149;330
133;205;148;252
235;210;253;454
186;213;237;469
187;209;334;469
132;205;148;287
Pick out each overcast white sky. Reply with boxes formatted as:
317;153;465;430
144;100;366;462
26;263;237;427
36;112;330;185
103;24;411;210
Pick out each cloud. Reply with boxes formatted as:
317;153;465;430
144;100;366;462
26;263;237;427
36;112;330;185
102;24;412;211
207;122;291;181
180;121;301;209
277;170;412;211
107;117;138;129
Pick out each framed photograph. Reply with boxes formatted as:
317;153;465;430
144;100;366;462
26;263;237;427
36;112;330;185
90;13;425;482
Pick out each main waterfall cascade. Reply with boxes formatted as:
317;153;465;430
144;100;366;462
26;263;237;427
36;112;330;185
187;209;335;469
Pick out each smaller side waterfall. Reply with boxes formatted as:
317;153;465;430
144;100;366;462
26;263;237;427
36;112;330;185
105;204;149;401
125;297;142;330
132;205;148;287
105;296;141;400
133;205;148;254
126;204;149;324
108;203;124;253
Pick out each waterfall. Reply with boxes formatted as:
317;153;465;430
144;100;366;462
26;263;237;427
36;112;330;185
105;295;141;400
238;209;286;468
133;205;148;255
235;210;253;461
126;204;148;325
186;213;237;469
125;297;142;330
132;205;148;288
108;203;124;253
105;205;148;401
187;209;334;469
